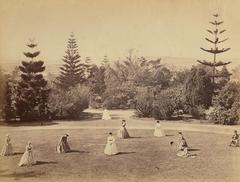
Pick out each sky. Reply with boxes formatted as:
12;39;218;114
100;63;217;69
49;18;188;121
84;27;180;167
0;0;239;72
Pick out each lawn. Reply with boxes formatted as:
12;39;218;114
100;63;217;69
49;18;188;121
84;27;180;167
0;128;239;182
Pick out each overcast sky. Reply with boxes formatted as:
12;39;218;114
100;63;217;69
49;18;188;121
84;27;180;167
0;0;239;71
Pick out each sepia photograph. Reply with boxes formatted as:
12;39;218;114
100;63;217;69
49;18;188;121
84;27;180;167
0;0;240;182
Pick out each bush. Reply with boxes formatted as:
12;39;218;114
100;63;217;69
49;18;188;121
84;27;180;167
152;88;181;120
135;91;154;117
189;105;206;119
207;82;240;125
103;97;124;109
48;84;89;119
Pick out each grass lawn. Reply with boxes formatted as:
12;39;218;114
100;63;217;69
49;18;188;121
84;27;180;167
0;128;240;182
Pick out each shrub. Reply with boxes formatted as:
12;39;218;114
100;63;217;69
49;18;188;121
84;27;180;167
48;84;89;119
135;90;154;117
207;82;240;125
103;97;124;109
189;105;206;119
152;88;182;120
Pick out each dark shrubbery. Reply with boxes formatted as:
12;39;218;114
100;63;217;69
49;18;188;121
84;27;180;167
135;90;154;117
206;82;240;125
48;84;89;119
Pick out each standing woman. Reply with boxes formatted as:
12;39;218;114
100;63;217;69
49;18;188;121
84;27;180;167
56;134;71;153
1;134;13;156
102;108;111;120
154;121;165;137
117;120;130;139
18;142;36;166
104;132;118;155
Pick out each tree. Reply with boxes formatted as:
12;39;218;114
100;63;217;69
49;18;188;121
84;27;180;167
184;67;214;115
4;67;21;121
207;81;240;125
0;66;7;118
17;41;50;121
56;33;87;90
197;14;231;89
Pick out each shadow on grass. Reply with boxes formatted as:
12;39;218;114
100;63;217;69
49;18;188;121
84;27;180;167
188;148;200;151
36;161;58;165
129;136;143;139
3;121;59;127
165;134;175;137
0;171;45;178
117;152;136;155
69;150;90;153
60;112;103;121
13;152;24;155
0;169;9;174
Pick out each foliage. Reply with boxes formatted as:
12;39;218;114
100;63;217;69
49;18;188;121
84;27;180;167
48;84;89;119
16;42;50;121
206;82;240;125
56;33;88;90
87;64;106;108
0;66;7;118
134;88;154;117
3;67;21;121
184;66;214;116
152;86;184;120
104;51;171;109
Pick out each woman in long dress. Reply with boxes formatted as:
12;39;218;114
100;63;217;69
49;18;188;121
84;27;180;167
56;134;71;153
1;134;13;156
117;120;130;139
177;132;188;150
229;130;239;147
177;132;189;157
102;109;111;120
154;121;165;137
104;132;118;155
18;142;36;166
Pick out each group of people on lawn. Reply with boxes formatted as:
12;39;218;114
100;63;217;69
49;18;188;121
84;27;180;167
1;110;239;167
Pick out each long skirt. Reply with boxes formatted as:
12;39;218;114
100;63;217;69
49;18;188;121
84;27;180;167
18;151;36;166
154;128;165;137
56;142;71;153
1;143;13;156
117;127;130;139
104;142;118;155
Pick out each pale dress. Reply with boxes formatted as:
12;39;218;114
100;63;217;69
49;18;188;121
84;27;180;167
102;109;111;120
56;136;71;153
177;147;189;157
18;144;36;166
154;123;165;137
117;122;130;139
104;135;118;155
1;136;13;156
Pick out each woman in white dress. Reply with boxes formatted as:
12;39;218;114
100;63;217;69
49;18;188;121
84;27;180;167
18;142;36;166
154;121;165;137
104;132;118;155
1;134;13;156
117;120;130;139
102;109;111;120
56;134;71;153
